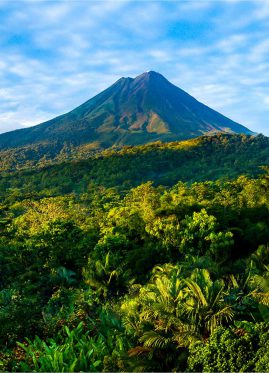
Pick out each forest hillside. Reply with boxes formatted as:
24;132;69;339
1;133;269;371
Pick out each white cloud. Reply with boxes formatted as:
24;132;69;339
0;106;53;134
253;1;269;20
264;97;269;105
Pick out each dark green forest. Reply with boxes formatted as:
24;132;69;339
1;134;269;371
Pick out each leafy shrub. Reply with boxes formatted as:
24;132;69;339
187;322;269;372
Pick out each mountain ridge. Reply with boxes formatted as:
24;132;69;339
0;133;267;194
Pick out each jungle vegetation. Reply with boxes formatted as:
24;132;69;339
1;134;269;371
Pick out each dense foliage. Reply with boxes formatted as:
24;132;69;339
1;134;269;202
1;137;269;371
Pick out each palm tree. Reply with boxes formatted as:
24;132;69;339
122;265;234;353
249;265;269;321
182;268;234;338
121;264;197;371
52;266;77;287
83;252;133;299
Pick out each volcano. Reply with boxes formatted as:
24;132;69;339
0;71;252;151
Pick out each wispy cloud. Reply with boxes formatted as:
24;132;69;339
0;0;268;135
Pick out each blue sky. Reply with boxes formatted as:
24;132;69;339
0;0;269;135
